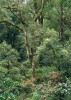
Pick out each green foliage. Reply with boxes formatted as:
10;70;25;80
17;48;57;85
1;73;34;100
8;67;21;80
0;77;20;100
0;66;8;79
37;37;71;77
0;41;19;68
0;0;71;100
48;78;71;100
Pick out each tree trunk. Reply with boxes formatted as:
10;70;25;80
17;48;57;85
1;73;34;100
29;46;36;81
24;30;36;81
29;55;36;81
60;2;65;41
33;0;45;45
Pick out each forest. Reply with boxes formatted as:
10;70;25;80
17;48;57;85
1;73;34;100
0;0;71;100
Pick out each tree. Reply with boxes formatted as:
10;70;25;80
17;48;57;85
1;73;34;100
44;0;71;41
0;0;44;80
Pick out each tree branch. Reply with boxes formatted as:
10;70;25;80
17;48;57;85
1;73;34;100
0;20;23;31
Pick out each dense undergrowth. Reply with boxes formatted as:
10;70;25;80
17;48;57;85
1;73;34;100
0;66;71;100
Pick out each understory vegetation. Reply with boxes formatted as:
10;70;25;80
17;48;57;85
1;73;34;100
0;0;71;100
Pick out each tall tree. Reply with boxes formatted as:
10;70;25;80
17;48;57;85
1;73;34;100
0;0;42;80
